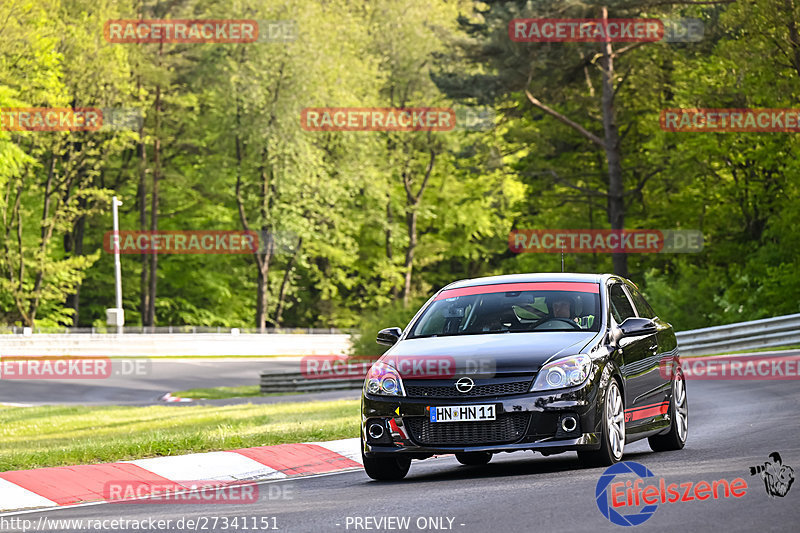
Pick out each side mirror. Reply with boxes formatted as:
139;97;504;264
376;327;403;346
616;317;657;340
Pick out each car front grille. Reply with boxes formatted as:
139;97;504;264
405;379;532;399
405;413;530;446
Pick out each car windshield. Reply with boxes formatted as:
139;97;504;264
407;284;601;338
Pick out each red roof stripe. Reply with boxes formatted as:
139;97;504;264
435;282;600;300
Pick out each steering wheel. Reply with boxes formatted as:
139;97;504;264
529;317;582;330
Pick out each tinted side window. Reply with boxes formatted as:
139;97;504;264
628;286;656;319
609;284;636;323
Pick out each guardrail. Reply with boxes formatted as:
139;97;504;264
260;371;364;393
676;313;800;356
256;314;800;392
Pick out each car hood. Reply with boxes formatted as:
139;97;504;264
379;332;600;376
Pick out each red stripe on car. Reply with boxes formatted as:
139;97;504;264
626;401;670;421
434;282;600;300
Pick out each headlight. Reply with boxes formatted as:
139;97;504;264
531;354;592;391
364;362;405;397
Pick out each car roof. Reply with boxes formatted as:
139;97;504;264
441;272;616;291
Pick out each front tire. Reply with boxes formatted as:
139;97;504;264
361;450;411;481
455;452;492;466
579;379;625;467
648;371;688;452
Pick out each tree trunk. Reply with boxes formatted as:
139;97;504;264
2;177;25;324
600;6;628;278
400;149;435;307
254;230;274;330
7;179;28;325
147;81;161;327
785;0;800;78
28;152;58;325
137;76;149;326
147;45;163;326
230;47;285;330
256;261;269;330
402;208;417;307
65;202;86;326
386;194;398;300
274;237;302;327
254;143;274;329
233;97;275;330
522;8;636;279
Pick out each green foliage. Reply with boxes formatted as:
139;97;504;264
0;0;797;334
350;299;427;357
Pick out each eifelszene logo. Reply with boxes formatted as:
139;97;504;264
596;462;659;526
595;461;748;526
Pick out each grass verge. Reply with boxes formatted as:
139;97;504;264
171;385;264;399
0;399;359;472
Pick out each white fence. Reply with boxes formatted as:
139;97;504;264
0;333;351;357
3;313;797;357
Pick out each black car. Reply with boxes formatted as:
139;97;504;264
360;273;688;480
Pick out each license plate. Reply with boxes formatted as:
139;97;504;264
429;404;496;423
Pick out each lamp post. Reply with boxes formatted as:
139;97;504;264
106;196;125;334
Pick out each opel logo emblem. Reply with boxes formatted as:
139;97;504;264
455;377;475;393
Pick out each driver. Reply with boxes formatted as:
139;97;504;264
550;296;573;319
543;294;589;329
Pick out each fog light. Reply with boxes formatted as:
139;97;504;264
561;416;577;433
368;422;385;439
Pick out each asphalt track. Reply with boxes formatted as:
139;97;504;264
0;358;312;405
5;377;799;532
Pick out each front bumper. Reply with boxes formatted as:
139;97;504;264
361;371;605;457
364;434;601;458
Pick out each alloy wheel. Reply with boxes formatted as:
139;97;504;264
673;374;688;443
606;381;625;460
